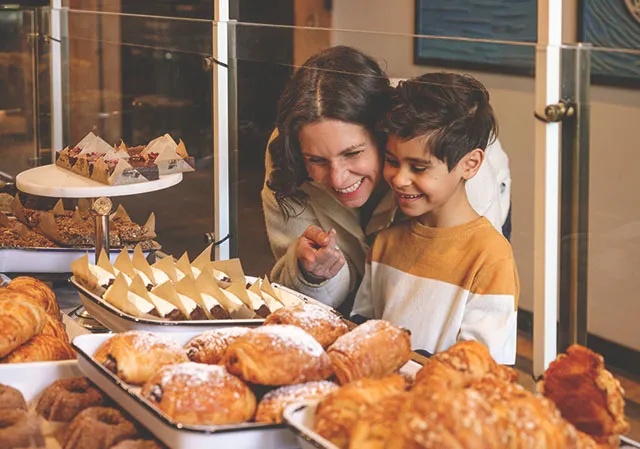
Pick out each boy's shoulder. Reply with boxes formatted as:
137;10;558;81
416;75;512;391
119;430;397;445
466;219;514;261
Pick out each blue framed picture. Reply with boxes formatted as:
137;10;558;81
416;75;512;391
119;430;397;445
579;0;640;87
414;0;537;76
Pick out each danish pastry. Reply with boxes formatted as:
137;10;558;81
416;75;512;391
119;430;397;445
264;302;348;348
184;327;249;365
327;320;411;384
255;380;338;424
93;331;188;385
224;325;333;385
141;362;256;425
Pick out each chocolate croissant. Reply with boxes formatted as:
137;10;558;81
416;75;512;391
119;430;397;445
224;325;333;385
327;320;411;384
141;362;256;425
184;327;249;365
94;331;188;385
263;302;349;348
255;380;338;424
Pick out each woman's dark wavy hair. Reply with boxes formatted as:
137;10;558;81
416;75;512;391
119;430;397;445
383;72;497;171
266;46;392;218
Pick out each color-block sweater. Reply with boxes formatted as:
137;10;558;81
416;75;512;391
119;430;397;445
352;217;519;364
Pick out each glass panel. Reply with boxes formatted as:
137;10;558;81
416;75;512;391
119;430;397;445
584;45;640;358
232;24;537;337
0;6;37;180
46;10;216;257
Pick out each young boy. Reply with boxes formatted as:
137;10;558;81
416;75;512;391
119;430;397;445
351;73;519;365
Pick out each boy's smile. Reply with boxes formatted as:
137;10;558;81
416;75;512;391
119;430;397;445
384;134;482;227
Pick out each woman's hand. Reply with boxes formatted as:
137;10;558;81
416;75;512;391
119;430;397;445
295;225;346;283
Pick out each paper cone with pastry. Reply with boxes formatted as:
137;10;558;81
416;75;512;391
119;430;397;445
539;344;630;447
224;324;333;385
226;281;270;318
175;276;229;320
195;270;254;319
130;276;185;321
150;281;205;320
264;301;348;349
248;278;283;312
327;320;411;384
93;331;188;385
103;274;157;319
141;362;255;425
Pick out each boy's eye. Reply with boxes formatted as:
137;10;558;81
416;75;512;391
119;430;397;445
385;157;399;167
411;165;428;173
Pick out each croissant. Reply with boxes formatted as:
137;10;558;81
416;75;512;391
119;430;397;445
386;387;502;449
327;320;411;384
428;340;517;384
411;359;467;397
5;276;60;319
469;376;583;449
224;325;333;385
263;302;349;348
41;314;68;343
314;374;406;449
1;335;75;363
0;298;46;357
348;392;410;449
539;345;629;446
184;327;249;365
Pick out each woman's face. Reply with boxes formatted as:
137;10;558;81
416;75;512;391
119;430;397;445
299;119;382;208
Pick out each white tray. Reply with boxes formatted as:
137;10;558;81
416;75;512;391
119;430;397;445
73;332;299;449
16;164;182;198
283;359;424;449
283;388;640;449
0;247;152;274
71;276;266;333
0;360;82;403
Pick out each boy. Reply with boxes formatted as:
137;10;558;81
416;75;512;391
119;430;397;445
351;73;519;364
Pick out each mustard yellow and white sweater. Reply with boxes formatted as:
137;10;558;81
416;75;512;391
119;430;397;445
352;217;519;364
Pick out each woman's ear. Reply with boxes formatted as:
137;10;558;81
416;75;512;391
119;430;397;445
460;148;485;180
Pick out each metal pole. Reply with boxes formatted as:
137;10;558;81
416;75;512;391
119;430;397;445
92;197;112;263
49;0;65;152
558;43;591;352
533;0;563;377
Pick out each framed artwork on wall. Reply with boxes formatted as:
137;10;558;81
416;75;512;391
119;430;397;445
413;0;537;76
578;0;640;87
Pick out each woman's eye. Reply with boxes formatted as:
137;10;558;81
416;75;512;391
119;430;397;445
308;158;328;165
344;150;363;158
411;165;428;173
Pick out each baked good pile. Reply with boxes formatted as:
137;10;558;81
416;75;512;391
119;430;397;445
0;276;75;363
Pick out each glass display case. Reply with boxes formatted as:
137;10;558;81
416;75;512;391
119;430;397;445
0;3;638;444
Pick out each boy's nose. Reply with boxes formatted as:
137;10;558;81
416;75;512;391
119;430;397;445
392;168;411;189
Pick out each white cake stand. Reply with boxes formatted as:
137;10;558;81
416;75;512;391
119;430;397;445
16;164;183;329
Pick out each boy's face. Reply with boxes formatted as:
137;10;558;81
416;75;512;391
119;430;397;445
383;134;482;224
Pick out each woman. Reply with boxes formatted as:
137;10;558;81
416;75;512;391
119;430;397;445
262;46;509;313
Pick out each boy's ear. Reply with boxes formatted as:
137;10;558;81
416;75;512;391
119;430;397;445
459;148;484;180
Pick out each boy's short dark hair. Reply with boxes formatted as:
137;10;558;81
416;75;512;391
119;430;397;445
383;72;497;171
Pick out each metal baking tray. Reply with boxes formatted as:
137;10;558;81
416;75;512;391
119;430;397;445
73;331;299;449
0;247;152;274
71;275;266;333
